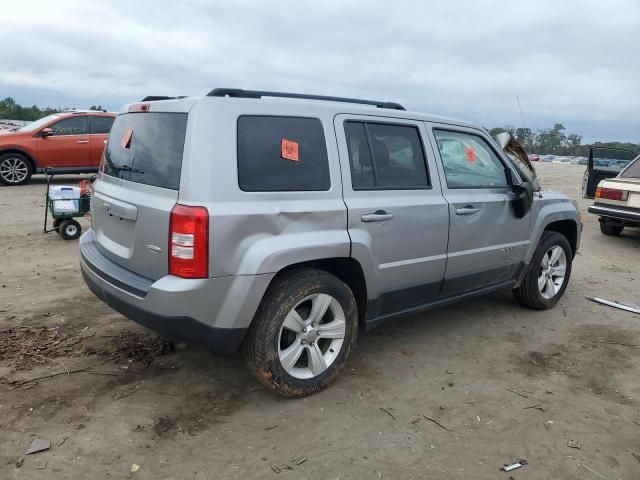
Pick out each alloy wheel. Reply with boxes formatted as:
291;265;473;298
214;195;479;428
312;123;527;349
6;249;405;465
0;157;29;184
278;293;346;379
538;245;567;299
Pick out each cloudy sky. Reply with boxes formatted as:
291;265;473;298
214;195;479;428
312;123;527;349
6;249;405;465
1;0;639;142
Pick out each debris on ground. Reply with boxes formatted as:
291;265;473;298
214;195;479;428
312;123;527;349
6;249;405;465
15;457;24;468
501;459;527;472
631;452;640;463
131;463;140;473
271;463;293;473
379;407;396;420
422;415;451;431
264;424;278;431
567;439;582;449
523;404;545;412
292;454;307;465
25;437;50;455
56;435;69;447
586;296;640;315
505;387;529;398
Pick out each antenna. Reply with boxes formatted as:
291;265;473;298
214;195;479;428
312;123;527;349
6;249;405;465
516;94;526;130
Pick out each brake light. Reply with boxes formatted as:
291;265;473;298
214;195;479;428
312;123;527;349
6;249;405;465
595;187;628;201
128;103;150;113
169;205;209;278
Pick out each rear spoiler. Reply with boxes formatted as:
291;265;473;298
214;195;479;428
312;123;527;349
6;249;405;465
140;96;187;102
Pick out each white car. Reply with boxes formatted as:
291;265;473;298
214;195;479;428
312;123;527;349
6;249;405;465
588;154;640;235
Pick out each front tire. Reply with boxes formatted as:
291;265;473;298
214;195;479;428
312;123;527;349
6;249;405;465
0;153;33;186
244;269;358;397
514;231;572;310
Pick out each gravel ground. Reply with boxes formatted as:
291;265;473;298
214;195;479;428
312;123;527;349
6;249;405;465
1;163;639;479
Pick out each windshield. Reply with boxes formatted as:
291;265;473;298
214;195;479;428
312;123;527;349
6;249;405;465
593;147;637;171
17;114;61;132
619;155;640;178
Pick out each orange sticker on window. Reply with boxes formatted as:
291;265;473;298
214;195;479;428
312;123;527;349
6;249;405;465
465;147;476;163
281;138;299;161
121;128;133;149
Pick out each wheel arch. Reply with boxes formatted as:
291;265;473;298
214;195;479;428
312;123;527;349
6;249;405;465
265;258;369;326
0;148;37;171
544;219;578;258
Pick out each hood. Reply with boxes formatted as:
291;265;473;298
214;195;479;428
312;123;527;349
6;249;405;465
494;132;540;191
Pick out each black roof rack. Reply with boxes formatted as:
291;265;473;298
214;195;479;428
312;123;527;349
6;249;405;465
207;88;405;111
140;96;186;102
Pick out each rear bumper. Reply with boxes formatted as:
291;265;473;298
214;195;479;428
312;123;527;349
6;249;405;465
588;204;640;223
79;230;274;355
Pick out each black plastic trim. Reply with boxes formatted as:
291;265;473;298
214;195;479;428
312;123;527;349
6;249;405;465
82;270;246;355
208;88;405;110
80;240;153;298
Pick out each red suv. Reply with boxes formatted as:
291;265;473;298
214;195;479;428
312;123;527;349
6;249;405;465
0;110;115;185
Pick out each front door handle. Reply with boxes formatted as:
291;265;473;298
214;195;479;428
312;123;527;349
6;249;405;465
361;210;394;222
455;205;480;215
76;140;89;144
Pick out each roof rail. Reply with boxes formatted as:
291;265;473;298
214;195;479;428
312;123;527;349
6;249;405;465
207;88;405;111
140;96;187;102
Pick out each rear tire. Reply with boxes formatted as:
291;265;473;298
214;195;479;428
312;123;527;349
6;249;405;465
513;231;572;310
58;219;81;240
599;221;623;236
0;153;33;186
244;269;358;397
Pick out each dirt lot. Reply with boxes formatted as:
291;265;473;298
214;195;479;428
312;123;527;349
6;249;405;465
1;163;639;479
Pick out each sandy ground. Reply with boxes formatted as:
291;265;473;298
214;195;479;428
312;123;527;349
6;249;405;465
1;163;639;480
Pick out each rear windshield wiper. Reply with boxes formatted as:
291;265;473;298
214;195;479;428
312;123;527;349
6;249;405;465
113;164;144;174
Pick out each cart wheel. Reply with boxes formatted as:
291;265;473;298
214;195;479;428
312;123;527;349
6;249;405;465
59;219;81;240
53;219;62;231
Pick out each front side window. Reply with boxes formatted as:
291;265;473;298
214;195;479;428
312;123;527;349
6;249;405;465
237;116;330;192
433;130;508;188
49;116;89;136
345;121;429;190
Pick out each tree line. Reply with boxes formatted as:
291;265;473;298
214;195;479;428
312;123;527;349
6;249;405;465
2;96;638;156
487;123;639;157
0;97;104;121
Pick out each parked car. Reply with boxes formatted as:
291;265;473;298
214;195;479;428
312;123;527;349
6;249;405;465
0;110;115;185
80;89;582;397
582;146;638;198
528;154;540;162
588;154;640;235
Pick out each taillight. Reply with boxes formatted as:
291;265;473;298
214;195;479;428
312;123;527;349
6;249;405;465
169;205;209;278
595;187;628;201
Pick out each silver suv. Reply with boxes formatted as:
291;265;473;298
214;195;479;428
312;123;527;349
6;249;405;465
80;89;582;397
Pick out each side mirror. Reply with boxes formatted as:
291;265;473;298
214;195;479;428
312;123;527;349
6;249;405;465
512;181;533;218
41;128;54;138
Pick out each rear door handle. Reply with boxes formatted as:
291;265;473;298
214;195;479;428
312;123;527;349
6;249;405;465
455;205;480;215
76;140;89;144
361;210;394;222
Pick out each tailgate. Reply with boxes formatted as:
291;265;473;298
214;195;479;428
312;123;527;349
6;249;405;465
90;110;188;280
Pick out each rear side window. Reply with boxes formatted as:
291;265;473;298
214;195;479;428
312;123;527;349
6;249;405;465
92;116;114;134
102;112;187;190
620;156;640;178
237;116;330;192
50;116;89;136
433;129;508;188
345;121;429;189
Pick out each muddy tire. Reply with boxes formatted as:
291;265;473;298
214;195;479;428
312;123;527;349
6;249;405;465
513;231;572;310
243;268;358;398
599;221;623;236
0;153;33;186
58;219;81;240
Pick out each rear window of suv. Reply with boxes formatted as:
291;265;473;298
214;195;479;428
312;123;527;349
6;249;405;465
237;115;330;191
102;112;187;190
